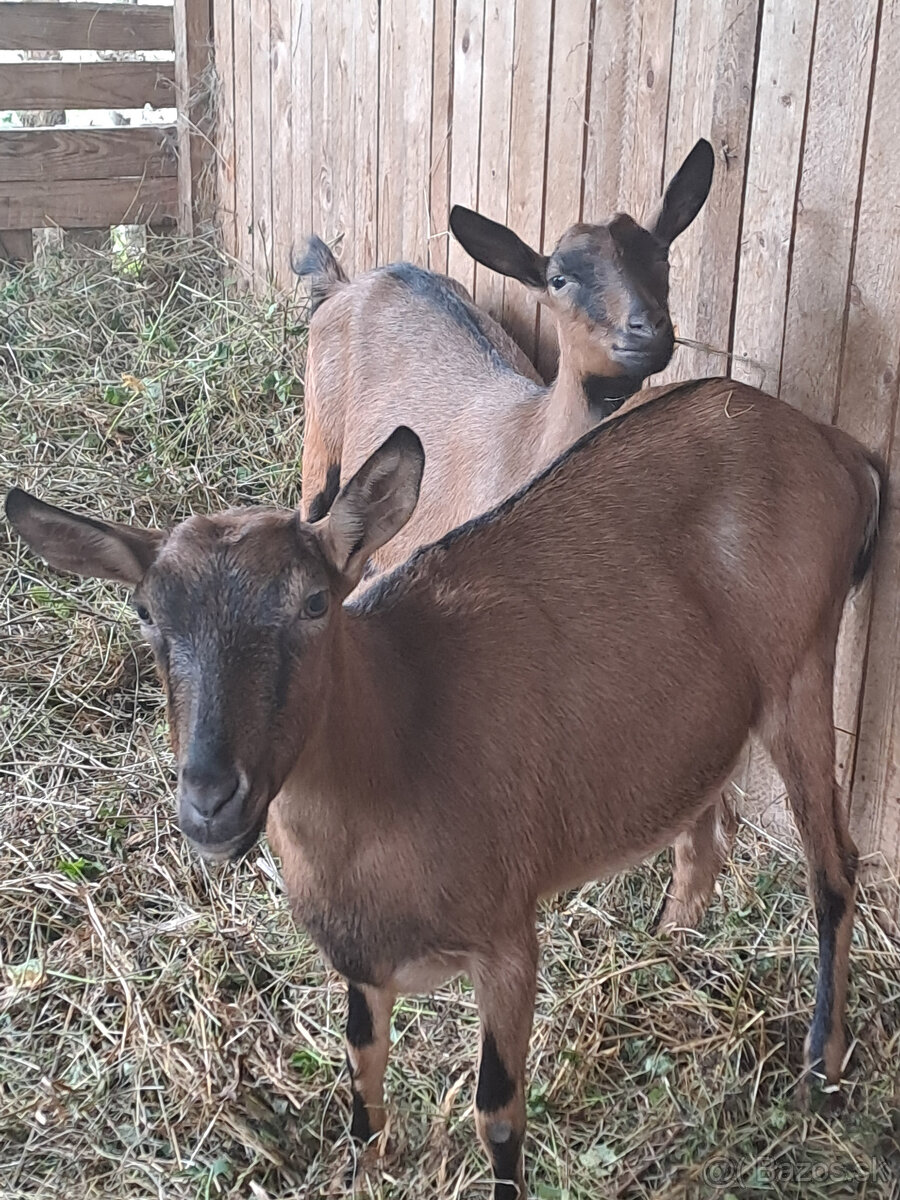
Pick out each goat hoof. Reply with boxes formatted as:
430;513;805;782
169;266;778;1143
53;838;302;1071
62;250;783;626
332;1136;396;1194
798;1068;847;1116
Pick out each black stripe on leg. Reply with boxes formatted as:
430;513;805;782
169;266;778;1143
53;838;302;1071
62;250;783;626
350;1085;372;1143
488;1126;523;1199
808;869;847;1066
345;1051;372;1143
347;983;374;1048
476;1032;516;1113
306;463;341;522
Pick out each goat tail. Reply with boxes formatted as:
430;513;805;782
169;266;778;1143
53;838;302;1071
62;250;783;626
852;451;887;586
292;235;349;314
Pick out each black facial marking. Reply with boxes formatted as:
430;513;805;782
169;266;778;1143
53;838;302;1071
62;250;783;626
307;462;341;522
807;869;847;1066
384;262;519;373
552;249;612;325
273;626;292;711
347;984;374;1048
476;1031;516;1114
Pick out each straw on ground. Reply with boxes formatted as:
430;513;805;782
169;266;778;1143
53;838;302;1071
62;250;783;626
1;241;898;1200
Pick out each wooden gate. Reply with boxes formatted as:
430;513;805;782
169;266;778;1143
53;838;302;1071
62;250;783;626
0;0;212;261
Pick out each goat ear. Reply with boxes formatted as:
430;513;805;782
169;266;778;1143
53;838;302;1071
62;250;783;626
450;205;548;289
319;427;424;586
650;138;715;247
5;488;163;585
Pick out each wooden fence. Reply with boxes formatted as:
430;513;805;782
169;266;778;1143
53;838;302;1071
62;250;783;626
0;0;212;261
219;0;897;885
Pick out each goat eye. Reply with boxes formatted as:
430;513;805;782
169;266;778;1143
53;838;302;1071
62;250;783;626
549;275;567;291
302;590;329;619
134;602;153;624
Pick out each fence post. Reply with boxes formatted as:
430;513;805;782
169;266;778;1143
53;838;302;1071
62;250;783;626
173;0;212;235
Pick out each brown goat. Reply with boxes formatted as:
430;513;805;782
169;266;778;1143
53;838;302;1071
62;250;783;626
295;140;714;575
6;379;882;1198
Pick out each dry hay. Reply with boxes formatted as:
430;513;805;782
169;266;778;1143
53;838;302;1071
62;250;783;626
1;240;899;1200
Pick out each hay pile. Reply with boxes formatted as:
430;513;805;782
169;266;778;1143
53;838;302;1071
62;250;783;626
1;240;898;1200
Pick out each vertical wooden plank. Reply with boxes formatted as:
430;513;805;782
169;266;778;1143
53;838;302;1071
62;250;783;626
311;0;337;246
173;0;212;236
232;0;253;278
583;0;675;225
447;0;486;295
655;0;761;384
503;0;552;362
428;0;454;274
378;0;435;264
473;0;516;322
779;0;879;422
269;0;293;288
851;405;899;896
725;0;816;837
535;0;593;378
314;0;378;279
250;0;272;281
352;0;380;276
730;1;816;393
778;0;879;818
839;0;900;883
291;0;313;263
213;0;236;259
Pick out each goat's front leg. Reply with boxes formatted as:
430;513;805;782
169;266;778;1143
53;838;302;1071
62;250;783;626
344;981;395;1146
470;930;538;1200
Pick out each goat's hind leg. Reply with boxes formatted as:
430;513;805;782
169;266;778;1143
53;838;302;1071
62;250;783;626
656;792;738;933
760;644;858;1089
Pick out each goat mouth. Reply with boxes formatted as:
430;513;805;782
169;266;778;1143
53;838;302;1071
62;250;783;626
611;340;673;377
188;817;265;864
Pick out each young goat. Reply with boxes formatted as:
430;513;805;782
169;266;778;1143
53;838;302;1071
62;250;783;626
296;140;714;574
6;379;881;1198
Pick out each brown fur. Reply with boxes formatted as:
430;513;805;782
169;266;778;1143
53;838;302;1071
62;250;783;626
5;380;883;1197
298;143;714;586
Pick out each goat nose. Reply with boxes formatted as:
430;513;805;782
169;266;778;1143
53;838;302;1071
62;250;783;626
179;760;242;819
628;307;667;338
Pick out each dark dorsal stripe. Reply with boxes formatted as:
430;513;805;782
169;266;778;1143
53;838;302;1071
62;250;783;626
353;377;716;616
383;262;519;374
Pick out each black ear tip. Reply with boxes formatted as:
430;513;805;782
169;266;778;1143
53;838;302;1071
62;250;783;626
390;425;425;461
449;205;475;236
692;138;715;175
5;487;30;524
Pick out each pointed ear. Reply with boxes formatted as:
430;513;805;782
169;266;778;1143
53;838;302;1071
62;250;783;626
650;138;715;247
450;205;548;289
5;488;163;585
318;427;424;588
